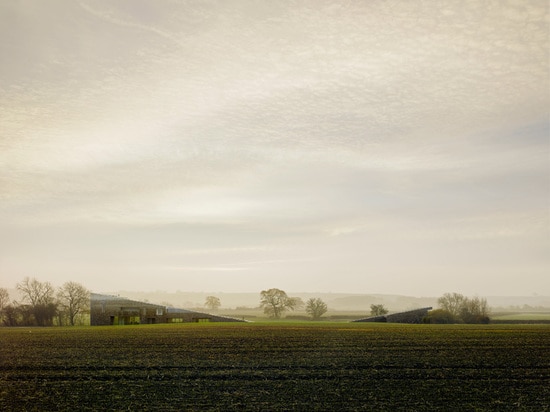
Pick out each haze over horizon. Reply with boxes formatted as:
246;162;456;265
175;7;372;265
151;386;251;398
1;1;549;297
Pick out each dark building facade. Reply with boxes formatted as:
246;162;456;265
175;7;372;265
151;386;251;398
90;293;244;325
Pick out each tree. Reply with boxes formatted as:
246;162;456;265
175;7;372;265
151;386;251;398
437;293;467;318
17;277;55;307
305;298;328;320
0;287;9;325
370;304;388;316
57;281;90;326
2;304;20;326
460;296;490;324
260;288;302;319
205;296;221;311
17;277;56;326
33;303;58;327
0;287;8;310
436;293;490;324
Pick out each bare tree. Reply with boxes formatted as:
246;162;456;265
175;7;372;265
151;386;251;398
0;287;9;325
0;287;9;311
460;296;490;324
437;293;467;318
17;277;55;306
436;293;490;324
205;296;221;311
260;288;301;319
370;304;388;316
17;277;57;326
57;281;90;326
305;298;328;320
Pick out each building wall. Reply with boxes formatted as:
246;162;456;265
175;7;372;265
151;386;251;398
90;294;166;325
90;293;243;325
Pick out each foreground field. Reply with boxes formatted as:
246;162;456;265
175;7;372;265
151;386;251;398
1;323;548;411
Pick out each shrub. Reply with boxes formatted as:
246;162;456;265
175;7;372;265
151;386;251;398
423;309;460;324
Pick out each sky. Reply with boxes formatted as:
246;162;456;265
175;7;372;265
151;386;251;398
1;0;549;297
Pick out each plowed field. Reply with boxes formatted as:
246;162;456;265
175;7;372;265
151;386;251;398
1;323;548;410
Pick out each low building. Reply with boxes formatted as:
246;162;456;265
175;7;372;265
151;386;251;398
90;293;244;325
352;307;433;324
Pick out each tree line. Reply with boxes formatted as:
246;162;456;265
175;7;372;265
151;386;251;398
259;288;331;320
256;289;489;323
1;279;490;325
424;292;491;324
258;289;389;320
0;277;90;327
204;290;331;320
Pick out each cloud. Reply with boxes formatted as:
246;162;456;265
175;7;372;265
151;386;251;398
0;0;548;295
77;1;185;48
161;266;249;272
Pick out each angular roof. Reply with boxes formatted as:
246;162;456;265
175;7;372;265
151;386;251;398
91;293;165;309
91;293;245;322
352;307;433;323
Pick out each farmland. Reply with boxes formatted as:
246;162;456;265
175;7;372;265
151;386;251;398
491;313;550;321
1;323;549;411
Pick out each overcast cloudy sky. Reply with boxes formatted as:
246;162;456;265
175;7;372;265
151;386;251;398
1;0;548;296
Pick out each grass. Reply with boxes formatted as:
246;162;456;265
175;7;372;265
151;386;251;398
1;322;549;411
219;308;368;321
491;313;550;321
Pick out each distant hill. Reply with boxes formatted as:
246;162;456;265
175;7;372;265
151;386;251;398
107;290;550;313
325;294;437;311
